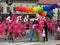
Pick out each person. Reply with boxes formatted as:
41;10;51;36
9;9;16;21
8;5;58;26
4;23;8;40
29;20;39;41
57;25;60;40
43;22;48;42
8;25;14;42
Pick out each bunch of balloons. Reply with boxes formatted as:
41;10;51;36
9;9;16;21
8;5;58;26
16;4;58;17
16;6;43;12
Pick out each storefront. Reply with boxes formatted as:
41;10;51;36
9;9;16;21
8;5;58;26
0;13;36;20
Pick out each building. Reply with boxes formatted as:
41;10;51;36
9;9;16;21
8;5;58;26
0;0;38;18
0;0;38;14
38;0;59;4
0;0;59;18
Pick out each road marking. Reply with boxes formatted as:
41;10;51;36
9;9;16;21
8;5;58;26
21;42;39;45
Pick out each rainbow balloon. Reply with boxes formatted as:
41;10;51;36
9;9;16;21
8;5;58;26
38;11;47;17
38;6;43;12
46;11;52;17
16;4;58;17
33;7;39;13
25;7;33;12
16;6;44;13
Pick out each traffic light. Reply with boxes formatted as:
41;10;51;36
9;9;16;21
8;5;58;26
6;0;13;5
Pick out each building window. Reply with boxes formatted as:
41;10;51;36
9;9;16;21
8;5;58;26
20;5;22;6
26;5;28;7
13;7;16;13
7;7;10;13
0;7;3;14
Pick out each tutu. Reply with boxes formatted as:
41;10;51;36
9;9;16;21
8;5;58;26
33;30;39;40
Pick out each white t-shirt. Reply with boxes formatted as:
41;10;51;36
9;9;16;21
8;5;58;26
42;29;45;37
57;27;60;31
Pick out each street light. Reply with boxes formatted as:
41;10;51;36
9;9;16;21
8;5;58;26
6;0;13;16
6;0;13;6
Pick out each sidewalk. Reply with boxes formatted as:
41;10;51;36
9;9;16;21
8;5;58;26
0;40;60;45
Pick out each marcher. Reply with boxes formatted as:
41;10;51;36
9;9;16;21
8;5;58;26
29;20;39;41
43;22;48;42
57;25;60;40
8;25;14;42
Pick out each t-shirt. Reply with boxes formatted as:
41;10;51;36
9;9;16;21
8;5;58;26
57;27;60;31
42;29;45;37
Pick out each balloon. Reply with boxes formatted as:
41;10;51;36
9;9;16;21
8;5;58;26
16;6;26;12
33;7;39;13
20;7;26;12
46;11;52;17
43;5;51;11
38;12;42;16
16;4;57;13
38;6;43;12
38;11;47;16
25;7;33;12
51;4;58;9
42;11;47;16
16;6;21;11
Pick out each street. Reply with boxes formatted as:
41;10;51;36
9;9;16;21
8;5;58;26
0;40;60;45
0;33;59;45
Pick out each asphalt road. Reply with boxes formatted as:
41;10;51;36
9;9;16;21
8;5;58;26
0;32;59;45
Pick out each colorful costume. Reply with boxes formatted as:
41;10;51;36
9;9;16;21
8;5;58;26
30;24;39;41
